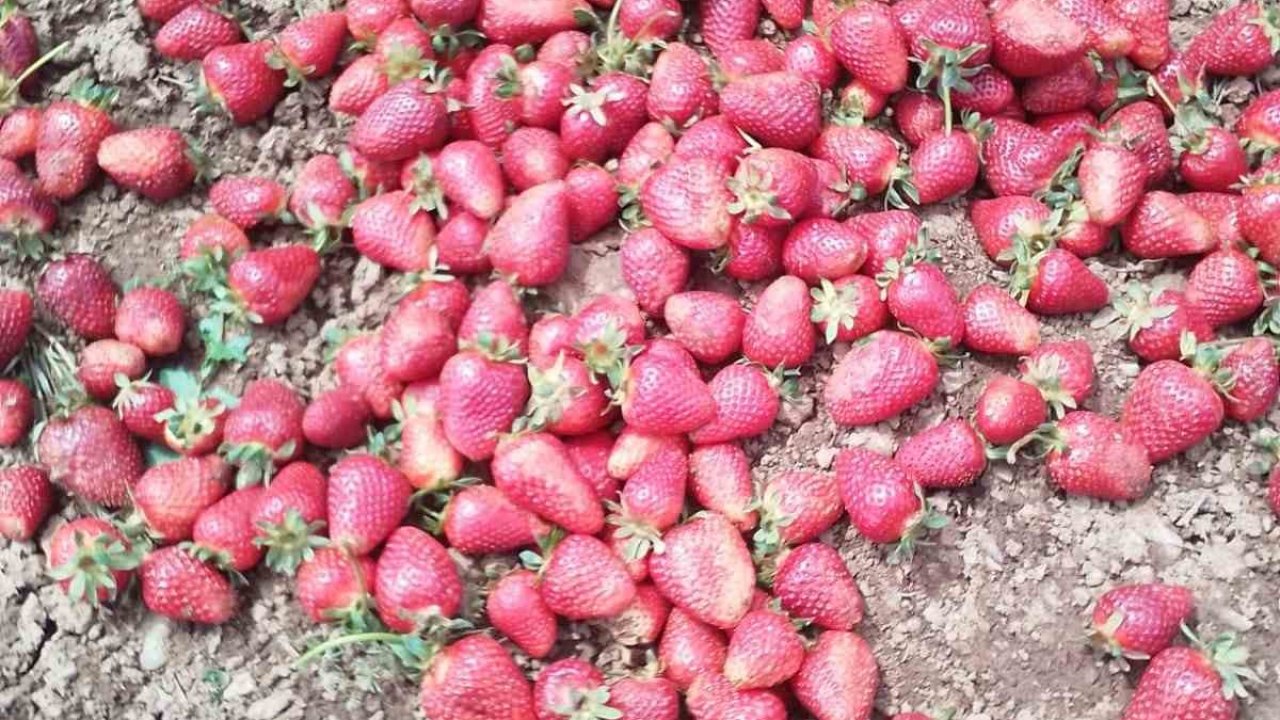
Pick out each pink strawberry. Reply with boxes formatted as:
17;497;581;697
688;444;757;531
664;291;745;365
755;469;842;552
836;448;941;553
742;275;816;368
442;485;548;555
1219;338;1279;423
720;71;822;151
38;405;143;508
641;156;733;251
252;461;328;574
295;547;376;624
650;513;755;629
880;255;966;347
200;41;285;124
962;284;1041;356
133;455;230;542
439;344;530;461
192;485;265;571
830;3;909;94
47;517;138;604
488;181;571;287
492;432;604;535
0;379;32;447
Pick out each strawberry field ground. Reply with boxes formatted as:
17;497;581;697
2;0;1280;718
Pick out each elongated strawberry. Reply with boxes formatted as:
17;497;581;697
686;444;756;531
489;181;571;286
879;254;965;347
374;526;462;632
659;607;729;689
537;533;636;620
792;631;879;720
0;107;39;161
0;465;50;540
200;41;285;124
1120;360;1224;464
492;432;604;535
96;126;197;201
37;405;143;507
439;343;530;461
442;485;548;555
1241;174;1280;265
650;513;755;629
475;0;585;45
252;461;327;574
1109;0;1169;70
772;543;864;631
134;454;230;542
295;547;376;624
896;418;986;489
689;364;782;446
741;275;815;367
825;331;938;426
1091;582;1195;659
976;375;1047;446
226;244;320;325
488;569;557;658
47;517;139;604
349;190;435;271
830;3;908;94
334;333;403;420
962;284;1040;356
140;545;236;624
327;454;411;555
192;485;264;571
156;4;242;61
35;80;116;200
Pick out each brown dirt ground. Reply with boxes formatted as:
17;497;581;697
3;0;1280;718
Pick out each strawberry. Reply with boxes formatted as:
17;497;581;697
0;378;30;446
272;11;347;80
96;126;197;202
1048;0;1133;57
226;244;320;325
527;314;577;369
658;606;728;688
896;418;987;489
810;276;888;345
825;331;939;426
289;154;356;236
566;431;618;502
160;394;227;457
509;59;573;130
792;631;880;720
753;469;841;553
140;546;236;624
664;291;745;365
1021;56;1098;115
295;547;376;624
439;344;530;461
404;276;470;331
742;275;816;368
0;106;39;160
1180;127;1249;194
784;34;841;90
1078;144;1146;227
1105;102;1173;187
492;432;604;535
641;156;733;251
716;41;784;82
1014;247;1110;316
1109;0;1170;70
433;211;491;275
1122;638;1256;720
1091;583;1195;659
620;0;682;40
221;378;305;485
1121;359;1224;464
0;287;30;369
192;485;264;571
522;353;613;437
1188;0;1279;75
1121;191;1215;259
427;140;503;220
728;148;815;228
180;213;249;259
0;163;55;241
349;190;435;271
723;222;787;282
0;465;50;540
720;72;822;151
700;0;761;54
1035;110;1098;150
533;658;614;720
346;0;408;44
399;394;465;490
500;127;570;191
47;517;139;604
613;440;689;547
991;0;1086;77
609;676;679;720
561;72;648;163
781;219;866;283
326;454;411;557
1044;407;1157;497
879;255;965;347
419;635;537;720
618;349;715;434
488;569;557;658
674;115;749;169
464;43;520;147
1241;175;1280;265
909;128;981;205
617;122;675;191
810;124;900;200
688;444;757;530
489;181;571;286
894;93;946;148
78;339;145;400
1237;90;1280;155
351;80;448;162
620;229;689;316
981;118;1065;197
328;56;390;117
155;4;241;61
208;174;288;229
830;3;909;94
1184;249;1263;329
200;41;285;124
724;608;806;689
371;17;433;76
456;280;528;351
689;364;781;446
442;485;548;554
1220;339;1279;422
249;462;326;574
113;286;184;357
962;283;1040;356
380;302;455;385
1113;286;1214;362
34;80;116;201
374;526;462;632
37;405;143;507
537;532;636;620
975;375;1049;445
836;448;942;554
134;455;230;542
475;0;585;45
1020;339;1096;407
335;333;403;420
850;210;921;276
772;543;864;631
687;673;787;719
136;0;215;22
970;196;1051;264
37;253;118;340
649;513;755;630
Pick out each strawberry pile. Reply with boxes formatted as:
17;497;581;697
0;0;1278;717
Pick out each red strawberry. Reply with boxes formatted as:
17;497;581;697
1121;360;1224;463
155;4;242;61
810;276;888;345
1113;286;1214;362
723;608;806;689
221;378;305;485
0;378;31;446
510;59;573;130
78;339;145;400
687;672;787;719
456;280;528;351
561;72;648;163
962;284;1040;356
272;11;347;80
689;364;781;446
475;0;585;45
909;129;981;205
1188;0;1277;75
1021;56;1097;115
533;659;611;720
96;126;197;201
754;469;841;553
47;517;138;604
687;444;757;530
114;286;184;357
952;66;1017;116
1109;0;1169;70
374;526;462;632
609;676;679;720
428;140;503;220
380;303;455;385
335;333;403;420
1219;339;1279;422
810;124;899;199
836;448;941;554
647;43;716;127
140;546;236;624
742;275;816;368
723;222;786;282
970;196;1051;264
896;418;987;489
500;127;570;191
1020;339;1096;407
617;121;675;191
1121;191;1214;259
289;154;355;236
0;106;39;160
1015;247;1110;316
618;349;716;434
328;55;390;117
825;331;939;426
442;485;548;554
880;256;965;347
976;375;1048;446
664;291;744;365
0;162;55;240
641;156;733;251
981;118;1065;197
792;631;880;720
659;607;729;689
180;213;249;259
613;440;689;546
649;513;755;630
134;454;230;542
566;431;617;502
991;0;1086;77
399;395;465;491
439;345;530;461
0;287;30;369
492;432;604;535
159;393;227;457
1180;127;1249;194
700;0;761;55
418;635;536;720
1184;249;1263;329
37;405;143;507
620;229;689;316
349;190;435;271
251;461;327;574
1035;109;1098;150
728;148;815;228
851;210;921;276
403;276;470;331
620;0;682;40
538;533;636;620
894;93;945;148
200;41;285;124
1105;102;1173;187
0;465;50;540
208;174;287;229
351;80;448;162
434;211;491;275
772;543;864;631
1122;639;1254;720
1091;583;1195;658
720;72;822;152
37;253;118;340
674;114;749;169
1237;90;1280;155
327;454;411;555
226;244;320;325
784;34;840;90
192;485;264;571
35;81;116;200
523;352;613;436
295;547;376;624
781;219;866;283
464;44;520;147
488;181;571;286
136;0;215;22
1241;175;1280;265
830;3;909;94
488;569;557;658
1079;144;1146;227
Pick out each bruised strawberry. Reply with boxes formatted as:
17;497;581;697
1079;143;1146;227
647;42;716;127
970;195;1051;264
139;545;236;624
650;512;755;629
96;126;197;202
689;363;781;447
723;608;806;689
825;331;939;426
37;253;118;340
686;444;756;531
335;333;403;420
0;288;30;369
35;80;116;200
0;465;50;540
1091;582;1195;659
743;275;816;368
38;405;143;508
328;55;390;117
380;302;455;384
1110;0;1170;70
0;106;40;160
981;118;1065;197
221;378;305;485
500;127;570;191
289;154;355;237
773;543;864;631
990;0;1086;77
641;156;733;251
208;174;288;229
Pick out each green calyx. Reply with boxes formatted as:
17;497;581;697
726;163;791;225
514;352;588;434
221;439;294;488
606;509;664;562
910;40;987;134
254;509;328;575
1184;625;1262;700
553;686;622;720
576;321;638;388
1019;355;1078;419
47;529;142;606
887;487;948;566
